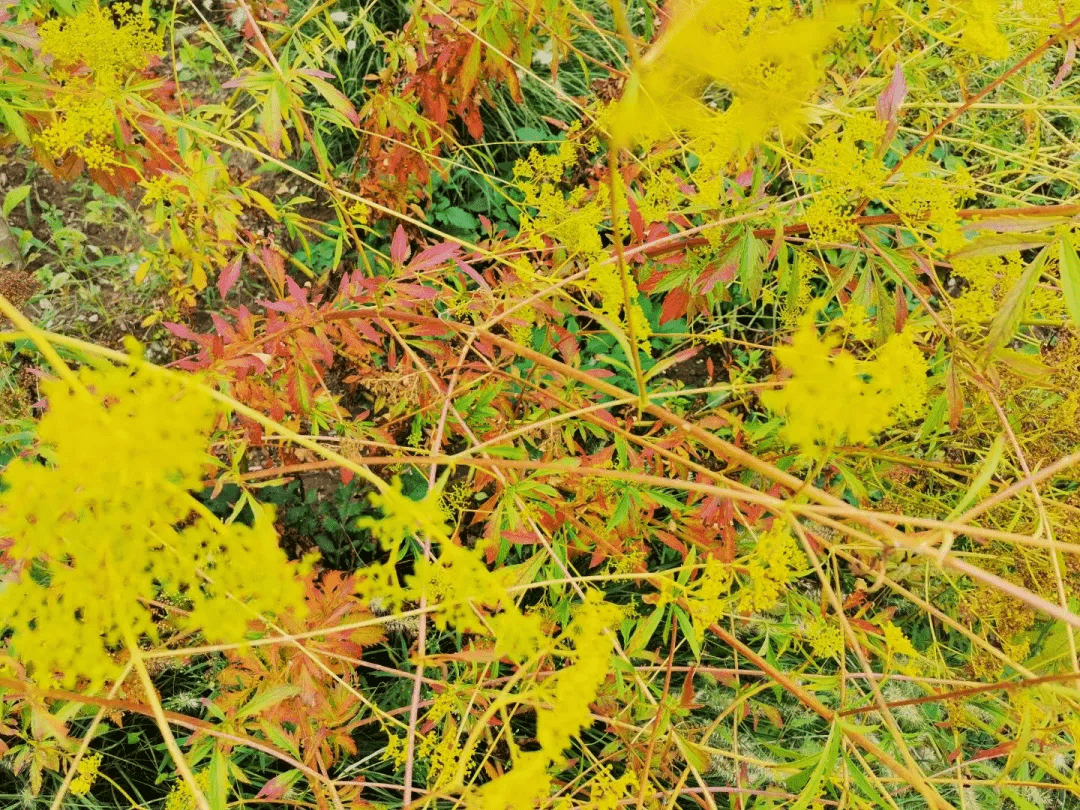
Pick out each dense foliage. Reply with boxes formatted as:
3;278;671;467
3;0;1080;808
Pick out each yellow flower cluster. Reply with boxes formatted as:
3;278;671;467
606;0;857;152
164;769;213;810
344;199;372;226
0;354;313;689
419;730;472;791
69;752;103;797
950;0;1011;59
803;115;887;243
515;140;608;260
736;522;808;613
466;591;623;809
879;621;920;674
514;138;652;355
1021;0;1080;30
586;263;652;355
575;765;637;810
683;555;734;643
359;479;625;806
802;116;975;249
355;475;452;551
37;2;160;168
39;2;159;75
760;309;930;455
38;77;121;170
889;155;973;242
637;168;683;225
803;616;844;659
948;250;1064;327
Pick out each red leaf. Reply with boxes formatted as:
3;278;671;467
454;256;492;292
660;287;690;325
876;61;908;124
627;194;644;239
209;313;235;339
256;770;302;800
409;241;460;271
218;257;241;298
285;275;308;305
1053;38;1077;90
968;741;1016;763
391;225;410;265
679;667;703;710
163;321;200;341
503;529;541;545
261;298;296;313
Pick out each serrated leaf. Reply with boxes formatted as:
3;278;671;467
0;102;30;146
303;74;359;126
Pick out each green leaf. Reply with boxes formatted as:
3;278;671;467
787;719;841;810
0;102;31;146
945;433;1004;521
978;245;1047;368
304;74;359;126
626;603;666;658
2;185;30;217
1058;233;1080;329
237;684;300;720
209;747;230;810
949;231;1053;260
738;230;764;303
441;207;478;232
674;606;702;661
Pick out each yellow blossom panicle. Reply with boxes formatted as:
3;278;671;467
354;474;452;549
802;115;975;251
947;250;1064;328
952;0;1011;59
164;769;213;810
587;766;637;810
513;136;652;355
760;307;931;456
803;616;845;659
465;591;623;809
68;752;104;797
606;1;858;153
879;620;921;675
514;139;609;261
0;353;313;689
39;2;159;75
37;2;160;168
802;114;887;244
736;521;808;613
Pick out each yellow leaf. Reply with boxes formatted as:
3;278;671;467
191;260;207;291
